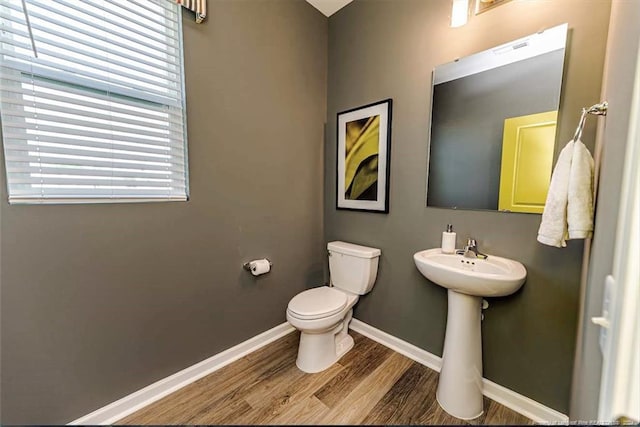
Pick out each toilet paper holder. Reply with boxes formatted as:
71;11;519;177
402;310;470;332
242;258;273;272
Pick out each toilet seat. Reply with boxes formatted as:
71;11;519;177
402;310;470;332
287;286;347;320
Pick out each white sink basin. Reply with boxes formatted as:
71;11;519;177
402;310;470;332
413;247;527;420
413;248;526;297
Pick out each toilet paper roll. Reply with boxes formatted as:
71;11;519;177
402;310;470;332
250;259;271;276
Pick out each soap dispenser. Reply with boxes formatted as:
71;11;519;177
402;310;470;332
442;224;456;254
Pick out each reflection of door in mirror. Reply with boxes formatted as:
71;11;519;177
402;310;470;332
426;23;568;213
498;111;557;214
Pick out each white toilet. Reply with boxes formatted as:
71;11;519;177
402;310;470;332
286;241;381;373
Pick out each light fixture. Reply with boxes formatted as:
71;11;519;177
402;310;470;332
450;0;469;28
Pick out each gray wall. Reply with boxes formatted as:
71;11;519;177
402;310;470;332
570;0;640;420
325;0;610;414
0;1;327;424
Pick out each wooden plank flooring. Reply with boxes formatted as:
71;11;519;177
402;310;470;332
118;331;534;425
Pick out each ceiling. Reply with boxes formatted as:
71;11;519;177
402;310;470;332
305;0;354;17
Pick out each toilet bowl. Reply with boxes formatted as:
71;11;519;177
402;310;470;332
286;241;381;373
286;286;358;373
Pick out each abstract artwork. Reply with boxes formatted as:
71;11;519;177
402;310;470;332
336;99;392;213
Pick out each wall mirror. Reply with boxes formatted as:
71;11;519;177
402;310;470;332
426;23;568;213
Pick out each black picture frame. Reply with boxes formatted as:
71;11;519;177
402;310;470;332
336;99;392;213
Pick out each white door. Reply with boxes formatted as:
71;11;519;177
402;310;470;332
595;41;640;422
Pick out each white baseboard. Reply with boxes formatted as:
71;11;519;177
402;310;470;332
69;318;568;425
349;318;569;424
481;377;569;424
69;322;295;425
349;318;443;372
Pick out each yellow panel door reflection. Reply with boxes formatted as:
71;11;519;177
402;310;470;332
498;110;558;214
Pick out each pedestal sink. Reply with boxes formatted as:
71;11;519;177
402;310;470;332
413;248;526;420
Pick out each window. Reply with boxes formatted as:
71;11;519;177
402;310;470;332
0;0;188;204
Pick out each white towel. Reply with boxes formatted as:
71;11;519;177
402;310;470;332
537;140;594;247
568;140;595;238
537;141;573;247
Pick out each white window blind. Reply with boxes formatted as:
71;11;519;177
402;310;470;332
0;0;188;204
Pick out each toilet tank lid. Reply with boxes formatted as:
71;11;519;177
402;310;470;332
327;241;381;258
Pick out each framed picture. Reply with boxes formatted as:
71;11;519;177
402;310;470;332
475;0;511;15
336;99;392;213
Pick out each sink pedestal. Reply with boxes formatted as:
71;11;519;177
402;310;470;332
437;289;483;420
414;248;526;419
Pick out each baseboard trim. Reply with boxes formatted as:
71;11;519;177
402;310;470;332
69;322;295;425
70;318;568;425
481;377;569;424
349;318;443;373
349;318;569;424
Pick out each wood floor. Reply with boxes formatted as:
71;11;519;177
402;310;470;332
118;331;534;425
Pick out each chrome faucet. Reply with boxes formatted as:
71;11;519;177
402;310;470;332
455;238;488;259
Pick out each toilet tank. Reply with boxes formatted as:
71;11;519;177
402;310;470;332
328;241;381;295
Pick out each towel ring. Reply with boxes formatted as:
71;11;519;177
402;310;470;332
573;101;608;142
